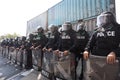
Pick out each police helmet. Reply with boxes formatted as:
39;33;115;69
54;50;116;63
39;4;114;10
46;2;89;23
21;36;26;41
36;26;44;33
48;24;56;32
62;22;72;31
97;12;116;27
58;27;62;33
77;20;85;32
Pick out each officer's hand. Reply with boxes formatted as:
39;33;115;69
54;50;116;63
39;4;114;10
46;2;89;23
54;50;60;55
42;47;47;52
48;48;52;52
16;48;19;50
63;50;69;56
107;52;116;64
30;46;34;50
83;51;89;60
35;47;39;50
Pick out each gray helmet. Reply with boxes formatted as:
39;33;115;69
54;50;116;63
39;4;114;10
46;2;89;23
36;26;44;32
96;13;105;27
76;23;85;31
58;27;62;33
62;22;72;31
48;24;56;32
97;12;116;27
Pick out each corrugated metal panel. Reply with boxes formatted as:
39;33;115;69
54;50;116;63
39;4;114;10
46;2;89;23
83;0;87;18
91;0;96;16
80;0;83;19
101;0;107;12
47;0;115;31
48;1;64;25
76;0;80;20
87;0;92;17
67;0;71;21
27;11;48;36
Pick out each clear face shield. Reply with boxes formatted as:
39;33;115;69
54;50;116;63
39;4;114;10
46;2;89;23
97;13;113;28
62;24;71;32
96;14;105;27
58;27;62;33
103;14;112;25
36;26;43;33
76;23;85;32
48;24;56;33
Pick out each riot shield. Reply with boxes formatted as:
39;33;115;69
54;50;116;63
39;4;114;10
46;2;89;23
11;49;17;63
32;49;42;71
83;55;119;80
17;49;23;67
23;49;27;68
53;52;75;80
9;47;14;60
40;51;54;80
2;47;6;57
5;46;9;58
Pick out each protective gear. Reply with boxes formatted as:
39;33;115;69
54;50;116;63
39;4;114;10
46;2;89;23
21;36;26;41
62;22;72;32
84;55;119;80
84;12;120;80
58;27;62;33
58;29;77;53
28;33;34;41
36;26;44;33
96;14;105;27
76;23;85;32
97;12;116;28
45;28;60;50
85;24;120;57
48;24;56;33
75;26;89;79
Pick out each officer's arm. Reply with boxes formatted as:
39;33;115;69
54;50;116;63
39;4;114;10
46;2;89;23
112;28;120;57
84;32;96;53
41;35;48;48
58;36;62;51
55;33;61;49
69;34;77;53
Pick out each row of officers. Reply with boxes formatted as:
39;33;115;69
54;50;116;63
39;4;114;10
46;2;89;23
1;11;120;80
1;19;89;80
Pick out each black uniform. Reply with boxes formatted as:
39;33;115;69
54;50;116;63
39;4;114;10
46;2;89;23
75;29;89;80
76;29;89;57
45;31;60;50
85;24;120;57
59;29;77;53
34;32;47;49
24;40;33;69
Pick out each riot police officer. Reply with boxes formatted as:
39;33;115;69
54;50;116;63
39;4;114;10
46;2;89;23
33;26;47;50
83;12;120;80
24;34;35;69
45;24;60;51
57;22;77;80
58;22;77;53
31;26;47;70
76;19;89;80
